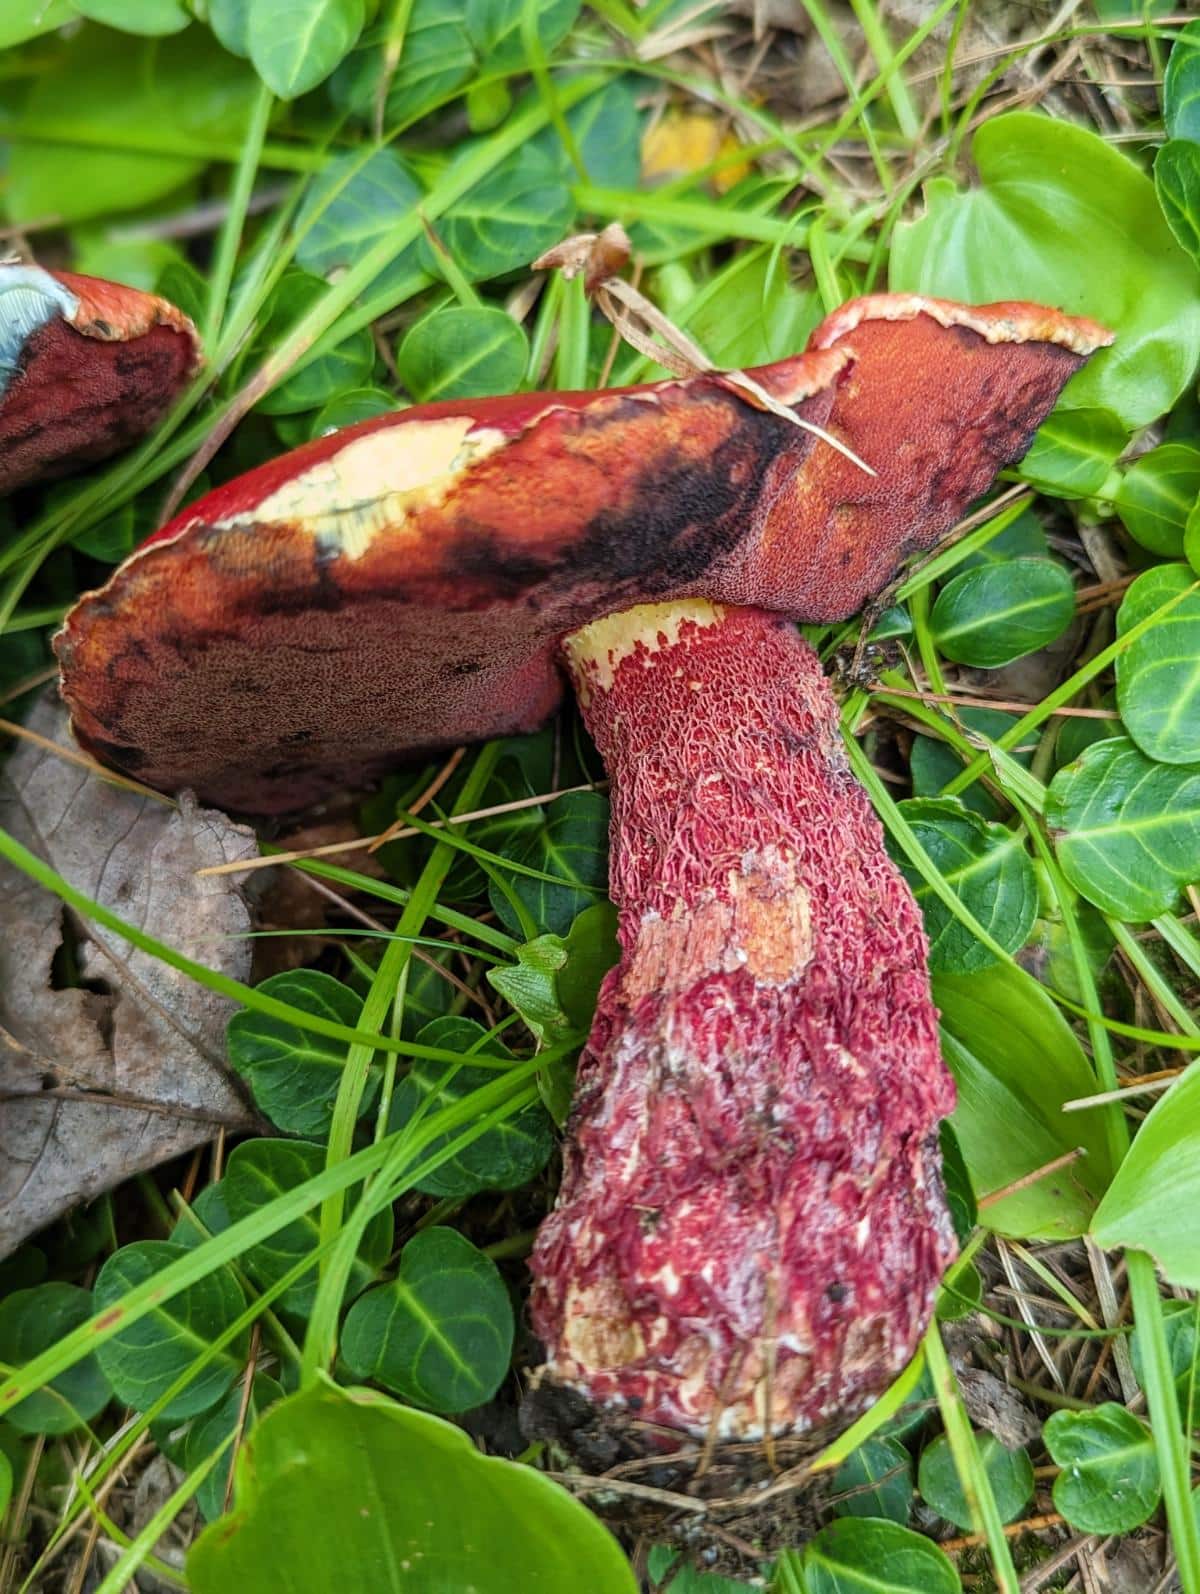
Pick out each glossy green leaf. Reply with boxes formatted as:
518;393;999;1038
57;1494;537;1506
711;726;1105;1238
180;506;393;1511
295;149;424;293
425;144;573;282
1165;18;1200;141
930;558;1075;668
76;0;189;33
0;1;76;48
917;1433;1033;1530
557;900;620;1029
1092;1063;1200;1286
342;1228;513;1412
533;80;643;189
188;1383;638;1592
1044;1405;1161;1533
487;934;572;1042
247;0;365;98
171;1182;233;1250
1115;563;1200;763
909;708;1028;820
801;1517;960;1594
893;798;1038;973
832;1437;914;1523
94;1242;249;1419
1020;407;1128;498
891;112;1200;428
1131;1299;1200;1428
227;970;377;1138
339;0;474;127
489;790;609;937
186;1375;286;1522
959;504;1049;570
1046;736;1200;920
464;0;580;71
936;960;1112;1238
658;252;821;372
223;1139;392;1318
308;387;397;439
397;306;528;402
0;1285;110;1435
2;27;262;225
387;1017;554;1196
1113;445;1200;557
207;0;250;54
1155;141;1200;271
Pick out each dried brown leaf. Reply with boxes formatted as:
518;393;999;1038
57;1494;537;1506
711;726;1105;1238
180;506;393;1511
0;694;258;1257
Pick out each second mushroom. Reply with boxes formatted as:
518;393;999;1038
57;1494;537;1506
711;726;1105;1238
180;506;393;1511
57;293;1110;1446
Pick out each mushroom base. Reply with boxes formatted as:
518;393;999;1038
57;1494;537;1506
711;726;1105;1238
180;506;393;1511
529;600;956;1443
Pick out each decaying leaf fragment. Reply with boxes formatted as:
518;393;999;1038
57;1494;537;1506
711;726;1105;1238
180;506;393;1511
0;696;257;1257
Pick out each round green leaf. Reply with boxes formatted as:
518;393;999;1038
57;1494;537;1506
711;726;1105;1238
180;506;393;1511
832;1437;914;1523
342;1228;513;1412
186;1375;285;1523
1115;563;1200;763
1092;1062;1200;1287
227;969;377;1138
208;0;250;55
917;1432;1033;1530
1157;147;1200;282
1020;407;1128;499
397;306;528;403
424;145;573;282
930;558;1075;668
0;1285;110;1435
187;1382;639;1593
1044;1404;1161;1533
94;1242;249;1420
335;0;474;128
893;798;1038;973
1165;18;1200;141
1046;736;1200;921
223;1139;393;1319
1131;1299;1200;1428
463;0;580;71
308;386;397;439
294;149;424;292
891;112;1200;428
532;80;642;188
489;790;609;937
171;1181;233;1250
253;270;375;416
387;1017;554;1197
1113;444;1200;556
247;0;365;98
802;1517;960;1594
909;708;1027;820
75;0;190;31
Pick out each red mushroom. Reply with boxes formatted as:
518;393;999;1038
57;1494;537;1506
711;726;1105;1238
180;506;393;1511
56;294;1110;1444
0;263;200;495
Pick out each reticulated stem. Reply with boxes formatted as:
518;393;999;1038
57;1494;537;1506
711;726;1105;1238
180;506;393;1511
530;600;956;1442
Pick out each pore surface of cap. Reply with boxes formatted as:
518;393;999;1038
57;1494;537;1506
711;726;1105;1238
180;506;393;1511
56;295;1110;813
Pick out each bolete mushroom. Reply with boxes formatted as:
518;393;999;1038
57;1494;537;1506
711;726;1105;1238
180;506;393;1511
0;263;199;495
56;293;1109;1444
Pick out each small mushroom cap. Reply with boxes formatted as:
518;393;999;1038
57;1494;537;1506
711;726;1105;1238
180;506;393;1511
56;295;1110;814
0;264;200;495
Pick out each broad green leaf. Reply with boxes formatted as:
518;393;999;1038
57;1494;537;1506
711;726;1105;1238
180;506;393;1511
659;251;823;372
1112;444;1200;557
1046;736;1200;920
247;0;365;98
646;1548;759;1591
2;26;262;226
0;1;76;48
295;149;424;294
936;960;1112;1237
1131;1299;1200;1428
1092;1063;1200;1286
892;798;1038;973
397;306;529;402
929;558;1075;668
254;270;375;414
308;386;397;439
342;1228;513;1412
338;0;474;127
1055;693;1119;768
489;790;609;937
1044;1405;1161;1533
1165;17;1200;141
208;0;250;54
425;144;573;282
939;1122;978;1246
186;1375;286;1522
188;1383;638;1592
487;934;572;1042
890;112;1200;428
227;969;378;1138
959;504;1049;570
171;1182;233;1249
1115;564;1200;763
76;0;189;31
1020;407;1128;499
223;1140;393;1318
556;900;620;1029
0;1285;110;1435
533;79;643;189
917;1433;1033;1530
802;1517;960;1594
832;1437;914;1523
94;1242;248;1419
463;0;581;71
387;1017;554;1196
1155;142;1200;272
909;707;1027;820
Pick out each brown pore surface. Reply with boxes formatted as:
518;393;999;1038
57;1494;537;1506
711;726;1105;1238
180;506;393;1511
56;296;1109;814
0;269;199;495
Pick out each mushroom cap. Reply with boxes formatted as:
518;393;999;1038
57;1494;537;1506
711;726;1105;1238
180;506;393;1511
56;294;1110;814
0;264;200;495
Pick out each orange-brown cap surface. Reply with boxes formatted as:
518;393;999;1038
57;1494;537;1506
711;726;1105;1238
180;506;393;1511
0;265;200;494
56;295;1110;814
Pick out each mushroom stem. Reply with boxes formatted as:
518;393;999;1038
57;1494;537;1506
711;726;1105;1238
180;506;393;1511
530;599;957;1442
